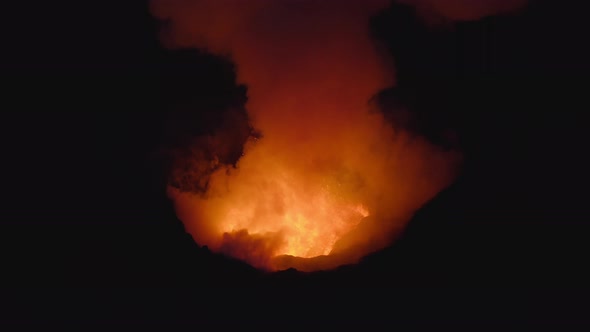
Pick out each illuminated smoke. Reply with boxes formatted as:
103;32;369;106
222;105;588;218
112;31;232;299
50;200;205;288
151;0;462;271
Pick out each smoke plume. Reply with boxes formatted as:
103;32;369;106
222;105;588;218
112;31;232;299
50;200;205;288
151;0;462;271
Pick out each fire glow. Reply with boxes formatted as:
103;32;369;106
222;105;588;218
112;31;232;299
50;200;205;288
154;0;462;272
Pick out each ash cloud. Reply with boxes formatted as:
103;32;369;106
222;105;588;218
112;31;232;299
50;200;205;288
151;0;462;271
165;106;254;194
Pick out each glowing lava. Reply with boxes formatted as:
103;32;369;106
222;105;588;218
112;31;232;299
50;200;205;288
221;170;370;259
168;123;384;270
155;0;463;272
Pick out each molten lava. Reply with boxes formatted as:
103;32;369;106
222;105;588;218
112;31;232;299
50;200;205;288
173;137;369;264
154;0;463;272
220;167;370;259
167;107;460;271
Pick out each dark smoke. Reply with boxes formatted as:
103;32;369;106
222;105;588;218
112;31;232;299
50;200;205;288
398;0;528;23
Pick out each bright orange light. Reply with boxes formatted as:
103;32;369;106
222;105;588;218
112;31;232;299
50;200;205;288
169;129;381;270
156;0;463;272
220;163;368;259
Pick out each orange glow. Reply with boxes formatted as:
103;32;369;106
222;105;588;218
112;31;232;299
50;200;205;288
172;136;374;261
155;0;463;271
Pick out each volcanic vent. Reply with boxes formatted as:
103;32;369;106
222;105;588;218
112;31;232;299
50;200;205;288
152;0;462;272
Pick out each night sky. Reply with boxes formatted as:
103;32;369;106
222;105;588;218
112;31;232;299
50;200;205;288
3;0;590;327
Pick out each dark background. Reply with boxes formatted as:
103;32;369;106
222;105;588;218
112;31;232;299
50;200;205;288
2;0;589;327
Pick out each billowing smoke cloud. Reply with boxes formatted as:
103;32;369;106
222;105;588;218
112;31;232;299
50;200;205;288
398;0;528;22
151;0;462;271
